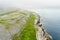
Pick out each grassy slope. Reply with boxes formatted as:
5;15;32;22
13;13;37;40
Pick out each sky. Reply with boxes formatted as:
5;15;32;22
0;0;60;20
0;0;60;9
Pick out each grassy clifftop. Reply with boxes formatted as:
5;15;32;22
12;13;37;40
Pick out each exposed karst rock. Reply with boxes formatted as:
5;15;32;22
0;9;52;40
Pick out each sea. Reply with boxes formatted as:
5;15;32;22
37;9;60;40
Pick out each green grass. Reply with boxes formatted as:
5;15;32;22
12;13;37;40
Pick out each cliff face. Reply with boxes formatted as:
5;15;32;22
0;9;52;40
35;14;52;40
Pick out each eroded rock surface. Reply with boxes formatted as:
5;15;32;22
0;9;52;40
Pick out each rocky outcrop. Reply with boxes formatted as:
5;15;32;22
34;14;52;40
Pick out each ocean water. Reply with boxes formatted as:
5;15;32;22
38;9;60;40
